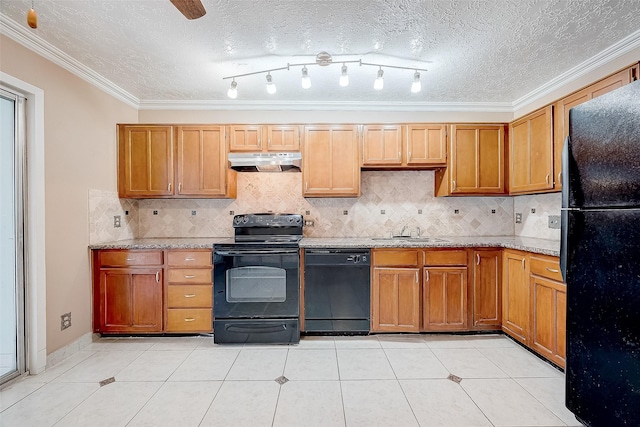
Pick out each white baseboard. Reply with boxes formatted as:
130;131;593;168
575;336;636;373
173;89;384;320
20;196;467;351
44;332;95;369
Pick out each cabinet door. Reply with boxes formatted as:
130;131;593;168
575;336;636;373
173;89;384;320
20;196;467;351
471;250;501;328
264;125;300;151
553;65;637;191
303;126;360;197
423;268;467;330
449;125;504;194
510;106;553;194
371;268;420;332
228;125;263;151
530;275;566;367
502;250;529;344
406;124;446;166
119;126;173;198
99;268;163;332
362;125;403;166
176;126;229;197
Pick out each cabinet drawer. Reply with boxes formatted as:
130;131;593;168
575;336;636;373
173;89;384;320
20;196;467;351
167;285;212;308
99;250;162;267
167;268;211;284
166;309;212;332
424;250;468;266
167;251;212;267
373;250;420;267
530;256;563;282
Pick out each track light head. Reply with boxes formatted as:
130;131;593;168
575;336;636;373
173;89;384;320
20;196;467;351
266;73;277;94
301;66;312;89
227;80;238;99
411;71;422;93
374;68;384;90
339;64;349;87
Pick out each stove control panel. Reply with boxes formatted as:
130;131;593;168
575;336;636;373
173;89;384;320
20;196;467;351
233;213;303;228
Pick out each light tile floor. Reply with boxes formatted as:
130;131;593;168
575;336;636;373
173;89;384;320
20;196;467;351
0;334;583;427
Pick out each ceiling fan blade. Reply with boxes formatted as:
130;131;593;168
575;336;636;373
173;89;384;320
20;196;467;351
170;0;206;20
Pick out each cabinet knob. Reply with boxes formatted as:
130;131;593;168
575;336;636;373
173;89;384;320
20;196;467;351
155;272;160;283
185;275;196;279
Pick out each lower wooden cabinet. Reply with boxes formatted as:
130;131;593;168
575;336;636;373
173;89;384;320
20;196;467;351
423;267;467;330
502;250;530;344
529;255;566;368
471;249;502;329
93;249;213;334
371;267;421;332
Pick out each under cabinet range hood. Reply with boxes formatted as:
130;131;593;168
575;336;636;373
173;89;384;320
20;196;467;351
228;152;302;172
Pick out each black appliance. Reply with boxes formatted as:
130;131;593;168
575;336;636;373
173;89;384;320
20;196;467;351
213;213;303;344
303;248;370;334
560;80;640;426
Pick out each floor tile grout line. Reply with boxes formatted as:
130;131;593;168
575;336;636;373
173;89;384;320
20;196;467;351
122;381;167;427
270;348;289;427
456;378;498;427
395;378;425;427
48;377;107;427
0;379;48;413
512;377;573;426
196;380;225;427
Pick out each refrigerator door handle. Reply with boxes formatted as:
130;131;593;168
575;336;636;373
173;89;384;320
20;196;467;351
560;209;568;282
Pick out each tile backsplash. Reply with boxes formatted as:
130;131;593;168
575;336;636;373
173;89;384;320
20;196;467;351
89;172;562;243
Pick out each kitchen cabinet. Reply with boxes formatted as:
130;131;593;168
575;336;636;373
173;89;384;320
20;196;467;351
509;106;554;194
502;250;530;344
93;250;164;333
406;124;447;166
118;125;174;198
553;63;639;191
435;124;506;196
165;249;213;333
423;250;468;331
118;124;236;199
529;255;566;368
228;125;301;152
371;249;421;332
175;126;236;198
302;125;360;197
471;249;502;329
362;124;403;166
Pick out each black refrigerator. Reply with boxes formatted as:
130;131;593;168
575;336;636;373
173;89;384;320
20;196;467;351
560;79;640;426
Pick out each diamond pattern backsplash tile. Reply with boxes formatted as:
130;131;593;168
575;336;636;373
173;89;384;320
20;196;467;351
88;189;138;244
514;193;561;240
134;171;515;238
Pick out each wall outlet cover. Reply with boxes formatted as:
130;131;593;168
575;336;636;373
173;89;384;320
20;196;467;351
61;312;71;330
515;213;523;223
113;215;121;228
548;215;561;229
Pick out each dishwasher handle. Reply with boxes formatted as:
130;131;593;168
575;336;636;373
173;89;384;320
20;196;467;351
304;249;371;266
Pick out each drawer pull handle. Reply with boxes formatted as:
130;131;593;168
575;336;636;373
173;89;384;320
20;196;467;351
168;182;172;192
424;271;428;282
184;294;196;298
546;267;559;273
184;318;196;322
558;172;562;185
155;272;160;283
545;174;550;184
178;183;182;193
184;257;195;261
476;254;480;265
126;258;134;261
452;180;456;191
185;275;196;279
522;258;526;269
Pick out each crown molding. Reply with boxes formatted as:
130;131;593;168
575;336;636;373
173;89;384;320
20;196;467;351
512;28;640;112
138;99;515;113
0;14;140;109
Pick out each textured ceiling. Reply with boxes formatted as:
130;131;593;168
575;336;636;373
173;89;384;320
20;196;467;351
1;0;639;106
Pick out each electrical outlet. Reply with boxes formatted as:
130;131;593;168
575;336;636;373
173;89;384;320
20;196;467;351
548;215;561;229
113;215;121;228
515;213;523;223
61;312;71;330
304;220;315;227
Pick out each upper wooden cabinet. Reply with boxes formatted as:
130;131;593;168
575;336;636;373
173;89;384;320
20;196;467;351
509;105;554;194
118;125;236;199
553;63;639;191
118;125;174;198
228;125;301;152
435;124;506;196
406;124;447;166
362;125;403;166
302;125;360;197
175;126;235;197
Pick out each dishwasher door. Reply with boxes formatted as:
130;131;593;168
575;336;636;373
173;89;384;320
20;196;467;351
303;249;371;334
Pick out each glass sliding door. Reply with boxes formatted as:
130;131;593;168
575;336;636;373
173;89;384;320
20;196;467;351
0;88;26;384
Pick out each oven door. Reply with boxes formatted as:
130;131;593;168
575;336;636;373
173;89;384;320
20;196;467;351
213;247;300;319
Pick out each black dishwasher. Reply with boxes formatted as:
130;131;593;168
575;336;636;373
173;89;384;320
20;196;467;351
303;248;370;334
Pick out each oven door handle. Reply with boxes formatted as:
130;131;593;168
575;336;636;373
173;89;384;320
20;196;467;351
215;249;299;255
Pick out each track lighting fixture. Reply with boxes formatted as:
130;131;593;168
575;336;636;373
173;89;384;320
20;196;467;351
227;79;238;99
411;71;422;93
301;67;311;89
373;68;384;90
222;51;428;97
339;64;349;87
266;73;276;94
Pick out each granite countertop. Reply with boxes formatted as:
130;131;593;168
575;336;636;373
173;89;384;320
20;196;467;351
90;236;560;256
